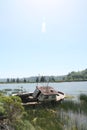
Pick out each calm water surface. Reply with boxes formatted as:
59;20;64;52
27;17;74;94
0;81;87;99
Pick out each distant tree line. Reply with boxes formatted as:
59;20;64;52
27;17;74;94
66;69;87;81
36;76;55;83
7;78;27;83
6;76;56;83
5;68;87;83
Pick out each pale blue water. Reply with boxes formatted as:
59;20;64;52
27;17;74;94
0;82;87;98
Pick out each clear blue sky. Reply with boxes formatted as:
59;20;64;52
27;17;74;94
0;0;87;78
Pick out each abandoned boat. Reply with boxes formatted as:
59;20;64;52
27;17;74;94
12;86;65;105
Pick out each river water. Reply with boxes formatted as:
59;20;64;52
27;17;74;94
0;81;87;99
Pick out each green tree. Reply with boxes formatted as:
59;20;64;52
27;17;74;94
36;77;39;83
16;78;19;83
11;78;15;82
40;76;45;82
24;78;26;83
7;78;9;83
49;77;55;82
0;93;37;130
0;94;25;128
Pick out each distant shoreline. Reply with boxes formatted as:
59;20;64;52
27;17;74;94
0;68;87;84
0;80;87;84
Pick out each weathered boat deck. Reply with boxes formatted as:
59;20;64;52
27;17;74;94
22;101;41;106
